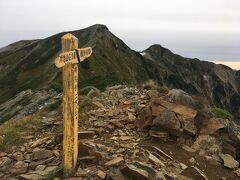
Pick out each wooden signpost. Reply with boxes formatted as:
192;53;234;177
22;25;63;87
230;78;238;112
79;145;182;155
55;33;92;178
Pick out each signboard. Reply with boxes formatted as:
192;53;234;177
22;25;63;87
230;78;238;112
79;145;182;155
55;47;92;68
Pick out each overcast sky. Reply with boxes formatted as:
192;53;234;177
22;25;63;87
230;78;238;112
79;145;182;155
0;0;240;68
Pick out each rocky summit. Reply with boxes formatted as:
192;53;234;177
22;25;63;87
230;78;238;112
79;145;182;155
0;85;240;179
0;24;239;123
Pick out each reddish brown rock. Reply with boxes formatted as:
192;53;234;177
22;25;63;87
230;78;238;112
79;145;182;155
150;102;165;116
104;157;124;167
152;98;197;120
9;161;28;176
135;107;152;129
200;118;225;135
171;105;197;120
147;90;160;99
152;109;181;136
121;165;149;180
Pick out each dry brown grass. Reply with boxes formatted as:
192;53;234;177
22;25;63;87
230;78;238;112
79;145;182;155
142;80;159;90
0;114;42;150
142;80;169;94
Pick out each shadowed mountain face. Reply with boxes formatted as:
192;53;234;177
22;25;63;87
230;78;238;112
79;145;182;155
142;45;240;117
0;24;239;119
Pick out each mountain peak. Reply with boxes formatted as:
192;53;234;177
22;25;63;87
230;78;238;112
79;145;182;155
143;44;174;59
145;44;172;53
88;24;109;31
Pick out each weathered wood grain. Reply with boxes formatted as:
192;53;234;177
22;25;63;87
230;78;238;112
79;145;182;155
61;33;79;178
55;47;92;68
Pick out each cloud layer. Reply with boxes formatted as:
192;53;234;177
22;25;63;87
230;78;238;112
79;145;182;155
0;0;239;63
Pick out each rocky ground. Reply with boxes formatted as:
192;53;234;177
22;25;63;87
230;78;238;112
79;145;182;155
0;85;240;179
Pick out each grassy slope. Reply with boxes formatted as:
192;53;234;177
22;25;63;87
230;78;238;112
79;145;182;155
0;25;149;104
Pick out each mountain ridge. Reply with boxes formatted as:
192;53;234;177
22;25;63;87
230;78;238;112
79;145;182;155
0;24;239;121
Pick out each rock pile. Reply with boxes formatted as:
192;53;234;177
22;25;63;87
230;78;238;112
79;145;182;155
0;85;239;179
0;136;61;180
136;89;200;137
0;89;60;124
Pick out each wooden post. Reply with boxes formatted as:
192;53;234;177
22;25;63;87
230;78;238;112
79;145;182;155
61;33;79;178
55;33;92;178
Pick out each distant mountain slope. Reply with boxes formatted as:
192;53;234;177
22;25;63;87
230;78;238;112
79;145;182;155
0;24;239;119
141;45;240;118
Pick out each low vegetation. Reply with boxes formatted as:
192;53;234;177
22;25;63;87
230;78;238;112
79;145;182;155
210;107;233;120
142;79;169;94
0;113;42;150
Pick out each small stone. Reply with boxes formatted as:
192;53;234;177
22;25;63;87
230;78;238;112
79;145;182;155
24;153;31;160
183;120;197;136
219;153;239;169
18;174;45;180
76;167;89;177
182;145;196;153
97;170;106;179
124;101;132;105
35;164;46;171
52;150;61;158
152;109;181;136
0;157;12;171
63;178;83;180
150;146;173;160
28;161;44;170
30;137;49;148
149;130;168;141
119;136;133;141
155;171;166;180
121;164;149;180
32;149;53;160
110;121;124;128
0;152;7;157
204;156;220;166
148;153;164;167
44;166;59;174
79;156;98;165
234;168;240;177
180;163;188;170
128;112;136;121
104;157;124;166
189;157;196;165
11;151;24;161
135;107;152;129
20;146;26;152
151;104;165;116
87;88;101;98
9;161;28;175
115;148;126;154
110;136;118;140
